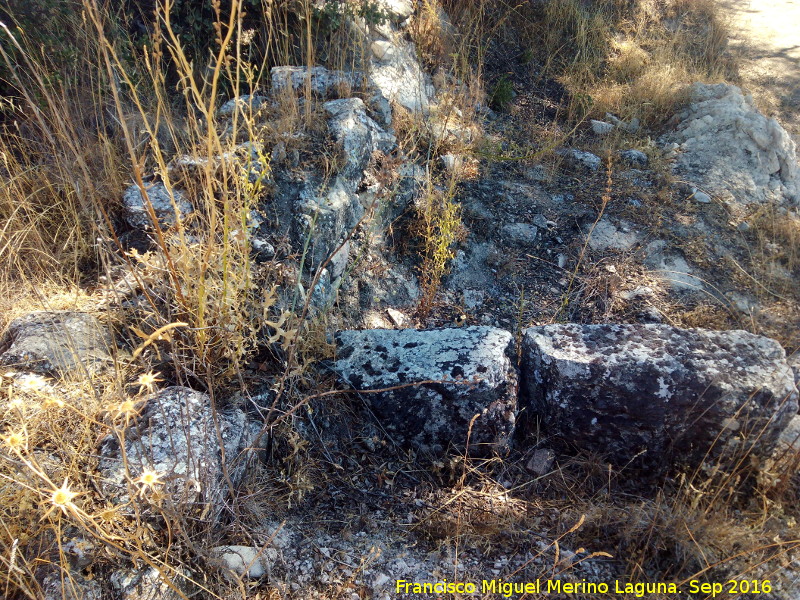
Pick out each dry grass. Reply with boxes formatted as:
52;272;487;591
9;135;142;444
534;0;733;127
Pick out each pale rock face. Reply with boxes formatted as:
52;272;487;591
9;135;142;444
375;0;414;23
42;571;102;600
662;82;800;207
122;182;193;230
0;311;113;376
368;39;432;114
324;98;396;185
590;119;614;135
334;327;518;455
521;324;798;474
98;387;256;522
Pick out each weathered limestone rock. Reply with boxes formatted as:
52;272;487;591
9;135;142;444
776;415;800;454
662;82;799;207
271;66;364;99
502;222;540;246
590;119;614;135
324;97;395;186
619;149;648;167
290;97;395;283
122;182;193;230
334;327;517;455
0;311;113;376
295;177;363;276
98;387;255;521
521;324;798;472
367;38;432;114
788;352;800;390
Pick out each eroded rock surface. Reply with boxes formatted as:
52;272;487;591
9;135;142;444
663;82;800;207
122;182;193;230
334;327;517;455
271;66;364;99
0;311;113;376
98;387;256;521
521;324;798;473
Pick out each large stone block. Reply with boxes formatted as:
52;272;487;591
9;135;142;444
334;327;517;455
521;324;798;472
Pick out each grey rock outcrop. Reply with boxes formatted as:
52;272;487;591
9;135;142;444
502;222;540;246
98;387;255;522
122;182;193;230
619;149;648;167
334;327;517;455
662;82;799;207
324;98;396;184
271;66;364;99
289;97;395;290
643;240;703;293
521;324;798;473
0;311;113;376
788;352;800;390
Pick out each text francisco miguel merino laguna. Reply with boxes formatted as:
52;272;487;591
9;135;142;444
396;578;684;597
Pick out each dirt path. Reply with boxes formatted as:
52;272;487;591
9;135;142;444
718;0;800;142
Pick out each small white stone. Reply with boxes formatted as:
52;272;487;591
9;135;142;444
692;188;712;203
211;546;277;579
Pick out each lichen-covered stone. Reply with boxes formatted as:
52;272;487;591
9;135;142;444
334;327;517;455
122;182;193;230
98;387;254;522
271;66;363;98
521;324;798;472
0;311;113;376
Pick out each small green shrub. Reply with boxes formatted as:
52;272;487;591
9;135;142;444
489;74;514;111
